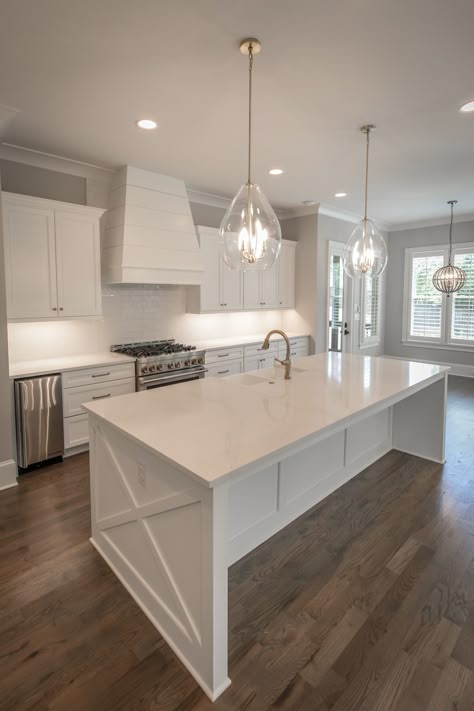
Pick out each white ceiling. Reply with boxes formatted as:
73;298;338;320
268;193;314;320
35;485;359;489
1;0;474;227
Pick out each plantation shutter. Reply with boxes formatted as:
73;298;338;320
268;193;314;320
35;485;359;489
451;251;474;342
410;254;444;339
362;275;380;343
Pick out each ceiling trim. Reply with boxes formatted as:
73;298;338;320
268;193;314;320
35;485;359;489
388;213;474;233
0;142;114;181
186;186;231;209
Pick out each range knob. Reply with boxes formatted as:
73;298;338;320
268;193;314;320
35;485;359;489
198;357;204;364
167;363;174;370
174;361;181;368
157;363;163;371
149;364;156;372
184;360;190;366
141;366;148;374
191;358;197;365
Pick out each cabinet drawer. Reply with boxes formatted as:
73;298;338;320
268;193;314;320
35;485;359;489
63;378;135;417
205;347;244;364
206;360;243;378
64;414;89;449
279;338;309;358
62;362;135;389
244;341;278;357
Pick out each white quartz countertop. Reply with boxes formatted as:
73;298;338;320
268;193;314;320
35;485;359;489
84;353;449;487
194;332;309;351
9;352;135;379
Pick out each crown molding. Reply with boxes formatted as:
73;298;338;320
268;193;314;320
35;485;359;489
388;213;474;233
186;186;231;209
0;142;114;181
277;203;319;219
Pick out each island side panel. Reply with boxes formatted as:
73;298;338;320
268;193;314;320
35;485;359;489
88;416;230;701
228;408;392;565
392;374;447;463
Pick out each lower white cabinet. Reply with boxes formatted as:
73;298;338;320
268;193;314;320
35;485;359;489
62;363;135;452
278;336;310;359
64;414;90;450
206;360;243;378
203;336;309;378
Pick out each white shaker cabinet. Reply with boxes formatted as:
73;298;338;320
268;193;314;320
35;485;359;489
187;227;243;312
188;228;295;313
55;210;102;317
242;265;279;309
242;241;295;310
2;193;104;321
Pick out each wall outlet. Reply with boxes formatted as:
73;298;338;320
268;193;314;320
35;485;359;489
138;463;146;487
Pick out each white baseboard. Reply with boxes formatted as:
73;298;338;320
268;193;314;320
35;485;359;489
0;459;18;491
382;354;474;378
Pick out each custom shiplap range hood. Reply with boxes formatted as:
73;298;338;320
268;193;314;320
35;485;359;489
102;166;203;285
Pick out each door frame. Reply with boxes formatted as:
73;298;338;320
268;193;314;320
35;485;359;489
326;241;354;353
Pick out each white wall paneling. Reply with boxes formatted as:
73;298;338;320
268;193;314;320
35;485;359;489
392;374;447;463
89;420;231;701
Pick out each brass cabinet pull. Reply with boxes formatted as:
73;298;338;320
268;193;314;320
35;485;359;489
92;394;111;400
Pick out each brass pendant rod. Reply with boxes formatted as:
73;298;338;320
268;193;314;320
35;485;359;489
247;43;254;248
447;200;457;265
364;128;370;222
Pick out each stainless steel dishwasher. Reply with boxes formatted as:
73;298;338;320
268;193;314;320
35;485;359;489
14;374;64;469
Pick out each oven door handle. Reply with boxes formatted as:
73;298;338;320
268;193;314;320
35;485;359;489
138;368;207;387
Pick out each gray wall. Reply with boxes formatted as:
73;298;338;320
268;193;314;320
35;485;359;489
385;220;474;366
0;159;87;205
0;172;15;482
280;213;318;352
189;201;226;228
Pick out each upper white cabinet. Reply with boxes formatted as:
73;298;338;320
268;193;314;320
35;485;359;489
243;266;279;310
2;193;104;320
187;227;243;313
188;227;296;313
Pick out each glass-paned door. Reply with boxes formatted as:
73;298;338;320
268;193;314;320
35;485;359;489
327;242;353;352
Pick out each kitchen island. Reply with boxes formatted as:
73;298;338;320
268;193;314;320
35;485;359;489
84;352;448;701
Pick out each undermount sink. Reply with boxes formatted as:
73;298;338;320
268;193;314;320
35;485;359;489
234;368;307;386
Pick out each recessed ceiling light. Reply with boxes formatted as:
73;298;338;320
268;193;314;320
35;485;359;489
137;119;158;130
334;192;347;198
459;101;474;113
268;168;284;175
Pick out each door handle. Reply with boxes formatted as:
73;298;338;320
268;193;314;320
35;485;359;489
343;322;350;336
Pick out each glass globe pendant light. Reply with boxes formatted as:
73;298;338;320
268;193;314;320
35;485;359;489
220;38;282;270
432;200;466;296
343;125;387;278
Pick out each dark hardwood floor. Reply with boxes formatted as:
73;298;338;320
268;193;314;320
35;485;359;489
1;375;473;710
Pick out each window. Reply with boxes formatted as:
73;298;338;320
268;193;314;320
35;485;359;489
360;274;381;346
404;243;474;348
451;251;474;343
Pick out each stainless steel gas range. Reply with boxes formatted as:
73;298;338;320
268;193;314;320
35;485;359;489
111;340;206;391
